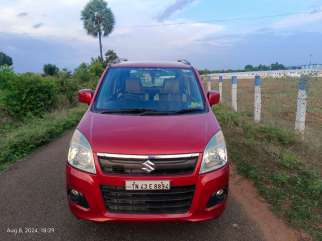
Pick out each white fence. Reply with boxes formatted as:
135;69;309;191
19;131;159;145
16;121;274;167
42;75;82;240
208;69;322;79
204;74;311;135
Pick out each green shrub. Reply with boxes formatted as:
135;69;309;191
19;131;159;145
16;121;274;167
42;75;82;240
55;74;79;105
73;63;94;82
0;66;16;90
58;78;79;105
3;73;58;118
89;57;105;76
0;105;87;170
73;61;101;89
279;151;299;169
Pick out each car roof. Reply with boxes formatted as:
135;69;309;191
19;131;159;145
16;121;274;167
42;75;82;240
110;61;192;69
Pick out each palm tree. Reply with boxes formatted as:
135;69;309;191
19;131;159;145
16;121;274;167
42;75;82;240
81;0;115;60
104;49;119;65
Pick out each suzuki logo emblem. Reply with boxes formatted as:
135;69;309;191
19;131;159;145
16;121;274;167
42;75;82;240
142;160;155;173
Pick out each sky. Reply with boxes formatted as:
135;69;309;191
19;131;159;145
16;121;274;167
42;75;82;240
1;0;322;72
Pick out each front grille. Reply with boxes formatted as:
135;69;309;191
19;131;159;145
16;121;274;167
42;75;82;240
101;185;195;214
98;154;198;176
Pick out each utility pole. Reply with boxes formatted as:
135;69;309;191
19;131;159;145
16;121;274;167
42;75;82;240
308;54;312;68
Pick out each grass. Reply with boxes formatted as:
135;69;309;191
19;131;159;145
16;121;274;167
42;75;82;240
214;105;322;241
0;105;87;171
204;76;322;173
205;76;322;148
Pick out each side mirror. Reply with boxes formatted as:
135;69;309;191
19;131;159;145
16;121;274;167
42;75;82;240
78;89;94;105
207;91;220;106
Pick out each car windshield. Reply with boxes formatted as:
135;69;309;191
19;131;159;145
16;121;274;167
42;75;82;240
93;67;206;115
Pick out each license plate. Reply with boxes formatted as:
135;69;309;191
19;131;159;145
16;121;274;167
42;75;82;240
125;180;170;191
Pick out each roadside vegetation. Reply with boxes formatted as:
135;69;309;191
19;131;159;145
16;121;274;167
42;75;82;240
0;105;86;171
0;49;119;171
0;0;118;171
214;105;322;241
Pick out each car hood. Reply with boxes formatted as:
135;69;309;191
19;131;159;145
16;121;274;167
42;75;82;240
78;111;220;155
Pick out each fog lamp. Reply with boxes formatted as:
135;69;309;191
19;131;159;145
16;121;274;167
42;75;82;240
206;187;228;208
70;189;79;196
216;189;224;197
68;188;89;208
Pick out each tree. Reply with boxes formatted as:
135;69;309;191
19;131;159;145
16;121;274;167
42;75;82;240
271;62;285;70
104;49;119;65
89;57;105;76
73;63;92;82
257;64;270;71
0;52;13;67
43;64;59;76
59;68;72;78
81;0;115;60
244;65;254;71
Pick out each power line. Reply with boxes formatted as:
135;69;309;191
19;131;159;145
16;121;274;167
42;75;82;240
118;10;320;28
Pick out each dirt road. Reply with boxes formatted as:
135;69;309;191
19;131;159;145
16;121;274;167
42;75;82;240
0;131;299;241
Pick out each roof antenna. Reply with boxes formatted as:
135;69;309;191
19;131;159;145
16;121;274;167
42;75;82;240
111;58;128;64
177;59;191;65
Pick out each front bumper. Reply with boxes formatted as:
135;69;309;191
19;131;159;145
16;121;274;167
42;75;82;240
66;161;229;222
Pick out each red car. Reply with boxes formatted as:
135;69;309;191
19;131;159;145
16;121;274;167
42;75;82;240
66;60;229;222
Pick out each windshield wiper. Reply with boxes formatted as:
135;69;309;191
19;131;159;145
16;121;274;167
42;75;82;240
98;108;157;114
139;110;174;116
141;108;204;115
98;108;204;115
173;108;204;114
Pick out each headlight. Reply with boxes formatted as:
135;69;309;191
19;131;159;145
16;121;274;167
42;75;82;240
68;129;96;174
200;130;228;174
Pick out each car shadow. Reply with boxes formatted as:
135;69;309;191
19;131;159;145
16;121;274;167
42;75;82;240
71;198;263;241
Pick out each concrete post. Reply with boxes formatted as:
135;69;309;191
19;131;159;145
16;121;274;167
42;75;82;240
254;75;262;122
295;75;308;134
219;76;223;103
231;76;238;112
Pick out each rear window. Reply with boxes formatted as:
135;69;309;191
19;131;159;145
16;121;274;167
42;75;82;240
93;67;206;115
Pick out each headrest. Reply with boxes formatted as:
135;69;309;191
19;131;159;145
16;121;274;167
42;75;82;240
163;78;179;94
125;78;142;93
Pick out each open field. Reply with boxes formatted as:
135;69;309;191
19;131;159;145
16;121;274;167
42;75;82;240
205;76;322;131
203;76;322;169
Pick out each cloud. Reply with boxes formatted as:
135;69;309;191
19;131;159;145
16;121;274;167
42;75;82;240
17;12;28;17
0;0;226;72
272;8;322;29
0;32;88;72
33;23;44;29
192;31;322;69
108;19;224;64
156;0;197;22
195;32;245;47
0;4;90;42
